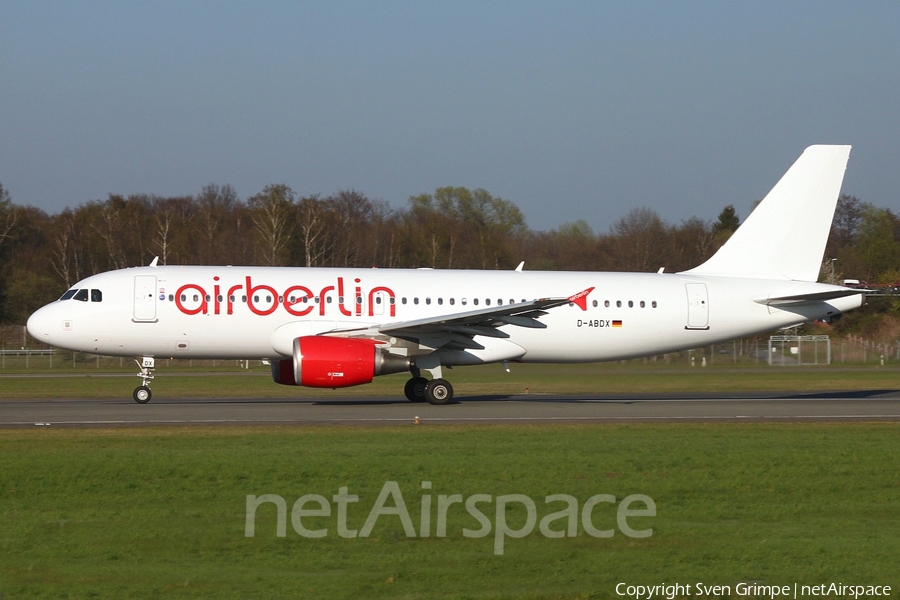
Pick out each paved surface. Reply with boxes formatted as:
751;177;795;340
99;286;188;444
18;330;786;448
2;390;899;427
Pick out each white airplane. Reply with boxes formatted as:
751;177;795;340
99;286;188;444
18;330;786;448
27;145;864;405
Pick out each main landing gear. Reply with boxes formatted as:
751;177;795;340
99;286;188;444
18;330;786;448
404;367;454;405
133;357;154;404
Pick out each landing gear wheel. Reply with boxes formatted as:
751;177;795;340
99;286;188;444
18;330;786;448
133;385;152;404
425;379;454;405
404;377;429;402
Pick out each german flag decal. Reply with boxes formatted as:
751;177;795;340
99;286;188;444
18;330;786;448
612;320;623;327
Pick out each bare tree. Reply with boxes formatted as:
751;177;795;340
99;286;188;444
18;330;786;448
194;184;237;264
153;206;174;266
610;207;669;272
0;182;17;249
248;184;295;266
296;195;329;267
49;210;78;287
91;196;127;270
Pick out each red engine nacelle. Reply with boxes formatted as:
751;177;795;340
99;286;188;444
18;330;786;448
270;336;409;388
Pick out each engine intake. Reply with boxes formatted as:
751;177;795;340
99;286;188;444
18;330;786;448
270;336;409;388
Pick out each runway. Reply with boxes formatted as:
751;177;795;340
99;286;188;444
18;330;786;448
2;390;899;427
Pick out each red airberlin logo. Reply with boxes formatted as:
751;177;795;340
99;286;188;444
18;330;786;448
567;287;595;311
174;276;396;317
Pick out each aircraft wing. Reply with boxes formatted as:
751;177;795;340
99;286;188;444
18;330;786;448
328;288;593;351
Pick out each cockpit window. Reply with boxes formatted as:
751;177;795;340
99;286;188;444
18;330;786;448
59;289;78;301
90;289;103;302
73;289;89;302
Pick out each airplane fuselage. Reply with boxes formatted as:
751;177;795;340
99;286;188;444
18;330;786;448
28;265;862;363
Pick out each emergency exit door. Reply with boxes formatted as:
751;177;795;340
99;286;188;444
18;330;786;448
133;276;158;322
685;283;709;330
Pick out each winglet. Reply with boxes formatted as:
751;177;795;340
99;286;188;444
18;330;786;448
515;261;525;272
568;287;595;311
149;256;159;267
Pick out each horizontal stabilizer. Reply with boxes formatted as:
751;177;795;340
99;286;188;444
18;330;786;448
754;288;865;306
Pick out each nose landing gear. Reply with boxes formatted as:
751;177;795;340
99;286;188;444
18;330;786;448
133;357;155;404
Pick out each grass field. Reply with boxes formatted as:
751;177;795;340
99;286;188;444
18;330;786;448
1;423;898;599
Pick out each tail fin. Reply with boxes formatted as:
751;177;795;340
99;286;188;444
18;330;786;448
683;145;851;281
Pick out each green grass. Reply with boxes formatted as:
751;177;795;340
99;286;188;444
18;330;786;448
1;423;898;598
2;362;900;399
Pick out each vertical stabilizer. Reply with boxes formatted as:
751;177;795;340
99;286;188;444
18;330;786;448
683;145;851;281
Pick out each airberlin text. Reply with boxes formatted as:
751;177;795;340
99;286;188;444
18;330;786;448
245;481;656;555
174;276;396;318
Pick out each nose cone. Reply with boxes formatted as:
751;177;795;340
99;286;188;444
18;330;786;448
27;303;58;345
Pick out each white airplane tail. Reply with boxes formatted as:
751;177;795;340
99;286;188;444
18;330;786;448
684;145;851;281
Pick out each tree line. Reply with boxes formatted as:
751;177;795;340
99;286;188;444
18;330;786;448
0;179;897;324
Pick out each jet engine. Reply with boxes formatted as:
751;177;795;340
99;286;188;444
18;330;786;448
270;336;409;388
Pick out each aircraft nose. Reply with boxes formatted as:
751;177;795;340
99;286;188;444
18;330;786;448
27;304;58;344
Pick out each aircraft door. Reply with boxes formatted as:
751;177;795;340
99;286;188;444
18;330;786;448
133;276;158;322
685;283;709;330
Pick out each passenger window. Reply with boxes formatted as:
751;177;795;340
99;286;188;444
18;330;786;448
592;300;598;307
414;298;419;305
473;298;479;306
485;299;491;306
652;301;658;308
169;294;174;302
438;298;443;305
640;300;645;308
376;296;382;304
60;289;78;301
402;297;408;305
426;298;431;305
628;301;633;308
616;300;622;308
91;289;103;302
605;300;610;307
450;298;455;305
73;289;89;302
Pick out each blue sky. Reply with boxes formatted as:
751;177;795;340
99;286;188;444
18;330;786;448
1;1;898;232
